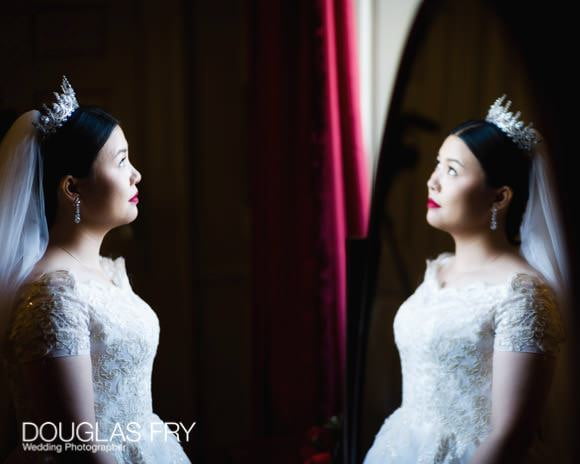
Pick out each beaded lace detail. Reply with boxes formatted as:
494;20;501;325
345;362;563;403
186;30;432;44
363;251;567;463
4;256;191;463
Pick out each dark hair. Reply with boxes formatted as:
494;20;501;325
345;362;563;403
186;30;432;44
39;106;119;229
448;120;532;246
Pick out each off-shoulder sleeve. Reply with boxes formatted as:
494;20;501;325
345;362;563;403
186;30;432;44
493;273;566;356
8;270;91;363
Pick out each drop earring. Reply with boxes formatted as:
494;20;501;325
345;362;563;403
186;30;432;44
73;195;81;224
490;205;497;230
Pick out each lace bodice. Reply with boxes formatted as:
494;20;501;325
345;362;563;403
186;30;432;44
364;251;567;464
4;255;191;463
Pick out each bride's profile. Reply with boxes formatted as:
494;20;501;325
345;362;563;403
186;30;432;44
0;77;191;463
363;95;569;463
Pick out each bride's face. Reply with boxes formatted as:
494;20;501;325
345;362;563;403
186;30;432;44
77;125;142;228
426;135;494;234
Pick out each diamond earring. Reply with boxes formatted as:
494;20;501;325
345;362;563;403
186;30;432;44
73;195;81;224
490;205;497;230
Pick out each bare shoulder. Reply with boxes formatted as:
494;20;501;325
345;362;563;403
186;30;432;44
25;248;79;284
497;253;544;281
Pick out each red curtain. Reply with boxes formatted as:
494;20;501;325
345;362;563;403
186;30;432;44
248;0;368;460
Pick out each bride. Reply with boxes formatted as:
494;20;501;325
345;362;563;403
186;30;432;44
363;95;570;463
0;77;191;463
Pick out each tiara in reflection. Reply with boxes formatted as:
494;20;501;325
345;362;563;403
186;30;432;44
485;94;542;152
33;75;79;136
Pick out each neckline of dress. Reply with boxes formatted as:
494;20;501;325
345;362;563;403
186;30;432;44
428;252;529;293
77;256;121;289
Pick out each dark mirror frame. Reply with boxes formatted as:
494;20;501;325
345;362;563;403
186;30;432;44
345;1;580;463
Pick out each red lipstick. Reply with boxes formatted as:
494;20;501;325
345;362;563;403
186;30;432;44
427;198;440;208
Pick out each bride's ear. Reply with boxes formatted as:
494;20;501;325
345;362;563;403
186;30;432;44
494;186;513;211
59;175;80;201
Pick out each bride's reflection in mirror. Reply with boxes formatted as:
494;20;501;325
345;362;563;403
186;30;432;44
358;1;574;463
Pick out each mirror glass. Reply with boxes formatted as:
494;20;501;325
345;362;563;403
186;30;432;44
358;0;562;460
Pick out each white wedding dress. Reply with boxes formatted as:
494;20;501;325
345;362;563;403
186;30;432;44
363;251;567;464
3;255;191;463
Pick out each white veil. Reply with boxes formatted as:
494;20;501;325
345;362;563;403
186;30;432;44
519;137;571;309
0;110;48;342
518;134;573;462
0;110;49;458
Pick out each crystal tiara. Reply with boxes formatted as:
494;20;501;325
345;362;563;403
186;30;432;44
485;94;542;152
33;75;79;136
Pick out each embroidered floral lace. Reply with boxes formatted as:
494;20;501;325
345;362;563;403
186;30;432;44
363;252;567;463
4;256;191;463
